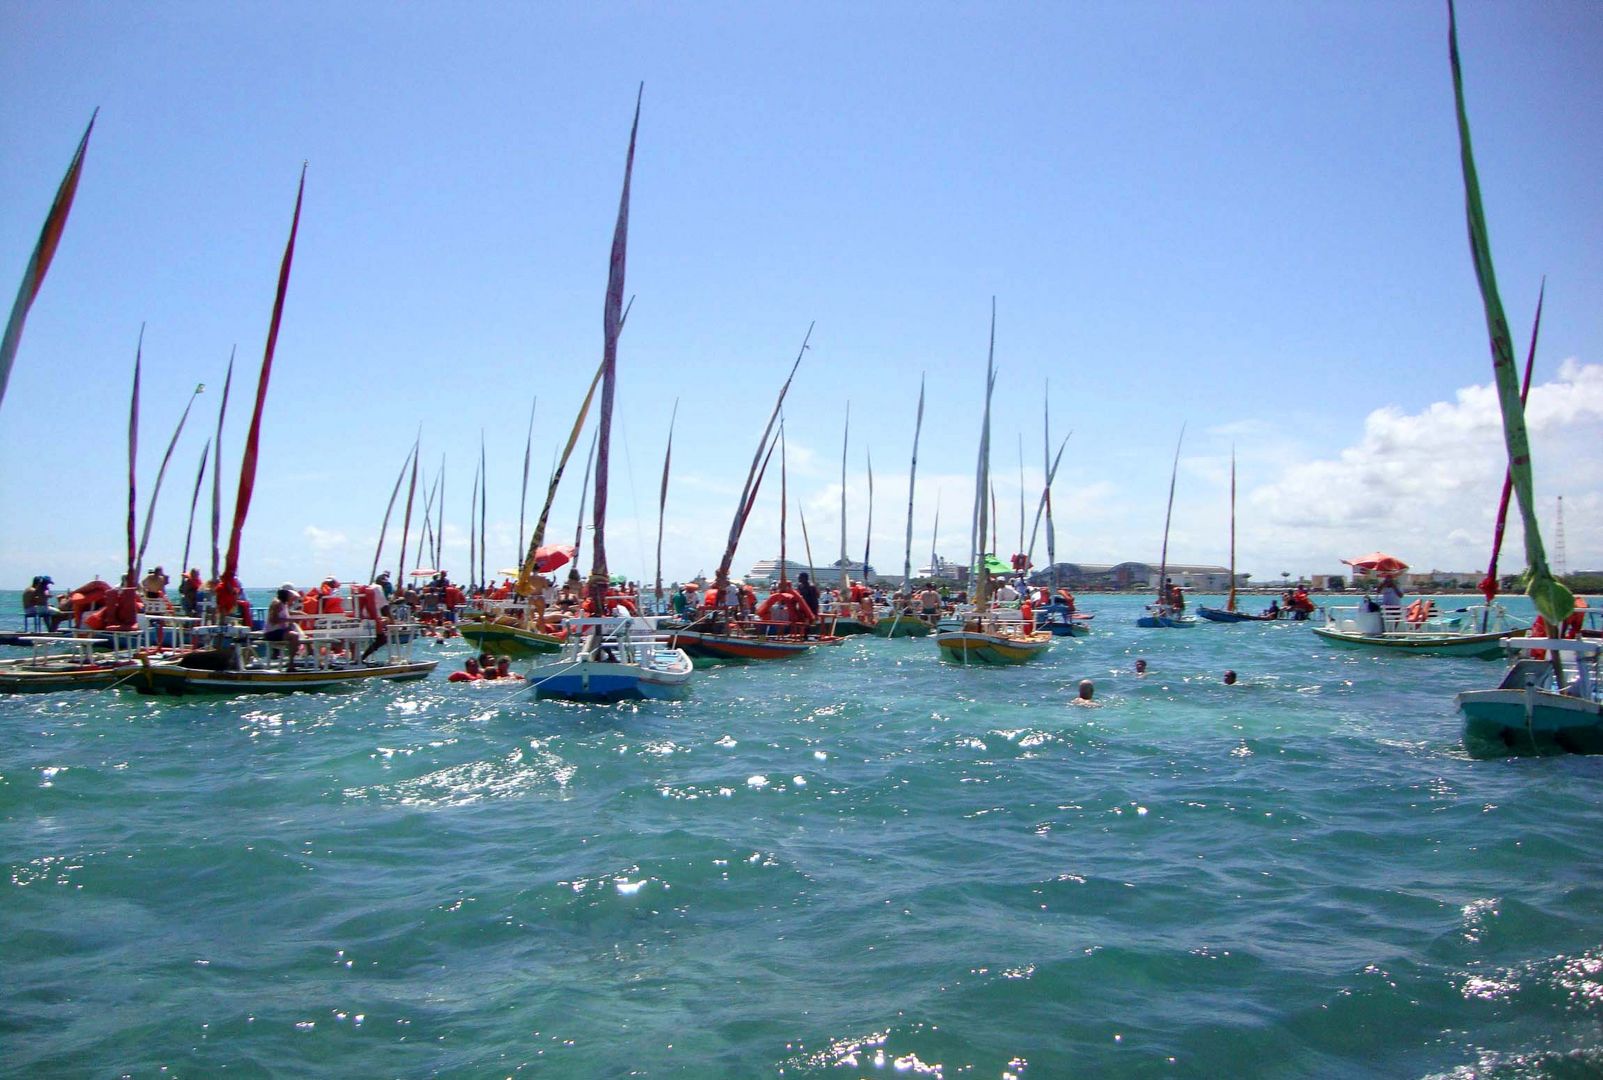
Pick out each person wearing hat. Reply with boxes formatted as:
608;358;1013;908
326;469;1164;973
375;570;393;599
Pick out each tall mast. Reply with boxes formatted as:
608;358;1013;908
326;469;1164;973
1154;426;1185;607
861;448;873;582
901;374;925;586
839;402;850;590
587;85;642;613
209;349;234;584
518;395;536;559
1226;448;1237;612
974;299;996;608
654;399;678;610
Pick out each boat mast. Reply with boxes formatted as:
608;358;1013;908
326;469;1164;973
219;166;306;620
518;395;536;559
124;331;141;588
974;299;997;611
586;85;641;616
396;441;420;583
0;109;95;415
1447;0;1574;639
1479;280;1543;627
209;349;233;586
371;441;415;585
1154;425;1185;609
861;447;873;583
839;402;850;591
136;380;205;571
571;428;597;586
902;374;925;587
713;325;810;590
1226;448;1237;612
180;438;210;579
479;432;488;589
654;399;678;612
779;422;789;587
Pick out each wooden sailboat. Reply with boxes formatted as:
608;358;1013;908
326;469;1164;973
667;327;837;661
1439;3;1596;752
874;376;931;637
933;301;1053;664
1136;427;1196;628
1198;450;1271;623
140;169;437;695
529;89;692;703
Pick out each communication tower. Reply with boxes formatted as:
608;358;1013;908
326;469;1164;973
1554;495;1567;578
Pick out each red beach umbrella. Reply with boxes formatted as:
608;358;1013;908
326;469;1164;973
1342;552;1409;575
533;544;576;573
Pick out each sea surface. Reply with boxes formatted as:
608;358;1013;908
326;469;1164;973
3;591;1600;1079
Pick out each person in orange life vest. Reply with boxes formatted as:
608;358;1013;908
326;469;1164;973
318;578;346;615
449;657;483;682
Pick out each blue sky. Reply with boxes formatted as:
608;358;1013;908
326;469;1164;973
2;1;1600;589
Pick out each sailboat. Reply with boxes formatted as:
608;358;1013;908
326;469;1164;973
665;327;840;662
1441;4;1598;754
140;170;437;695
1137;427;1196;628
1198;450;1271;623
527;89;692;703
873;376;932;638
932;301;1053;665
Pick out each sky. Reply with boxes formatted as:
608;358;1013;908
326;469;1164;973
2;1;1600;591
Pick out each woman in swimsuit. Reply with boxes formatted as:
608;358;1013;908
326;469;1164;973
264;589;303;671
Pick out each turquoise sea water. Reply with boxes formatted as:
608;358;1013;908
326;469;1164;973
3;591;1600;1078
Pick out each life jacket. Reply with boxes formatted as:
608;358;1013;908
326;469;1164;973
1563;598;1589;638
1530;615;1550;660
302;591;321;615
1406;599;1434;625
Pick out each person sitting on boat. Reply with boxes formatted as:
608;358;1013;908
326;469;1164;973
318;579;347;615
264;589;303;671
1379;576;1404;608
1263;597;1282;619
1055;589;1077;615
1167;582;1185;612
856;592;878;627
448;657;482;682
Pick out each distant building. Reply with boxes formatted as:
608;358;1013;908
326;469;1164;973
1029;561;1240;591
744;558;827;584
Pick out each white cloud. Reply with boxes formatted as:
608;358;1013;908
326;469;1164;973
1241;360;1603;576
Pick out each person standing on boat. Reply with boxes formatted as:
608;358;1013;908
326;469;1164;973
1379;576;1404;608
795;573;821;624
141;566;170;602
359;581;392;664
918;584;942;623
179;568;202;615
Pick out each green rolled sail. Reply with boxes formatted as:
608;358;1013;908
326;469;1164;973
1446;0;1572;626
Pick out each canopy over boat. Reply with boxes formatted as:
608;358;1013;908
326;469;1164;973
1342;552;1409;576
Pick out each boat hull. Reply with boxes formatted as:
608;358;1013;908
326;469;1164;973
667;629;824;661
1311;625;1510;659
932;630;1053;665
458;620;565;656
530;658;691;701
0;662;131;693
1196;607;1274;623
1136;615;1196;628
1458;688;1603;756
136;658;438;695
870;614;933;637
